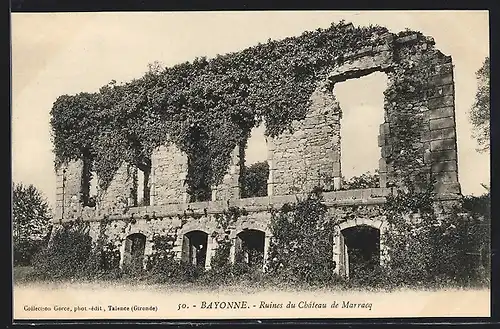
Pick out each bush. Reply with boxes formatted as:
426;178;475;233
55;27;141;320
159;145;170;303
14;239;47;267
382;188;491;288
32;221;93;280
266;190;337;285
240;161;269;198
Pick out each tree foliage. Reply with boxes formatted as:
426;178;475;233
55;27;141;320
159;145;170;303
469;57;490;153
240;161;269;198
342;170;379;190
12;183;52;266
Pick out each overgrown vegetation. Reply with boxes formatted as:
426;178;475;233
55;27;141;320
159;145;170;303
18;188;489;290
469;56;490;153
50;21;395;201
240;161;269;198
266;189;336;285
19;23;488;290
341;171;380;190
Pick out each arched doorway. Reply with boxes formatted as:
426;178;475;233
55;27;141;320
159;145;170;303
341;225;380;280
182;230;208;268
123;233;146;272
235;229;265;268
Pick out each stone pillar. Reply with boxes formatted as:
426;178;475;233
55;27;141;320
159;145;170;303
212;146;240;201
332;226;342;276
267;137;275;197
119;239;126;269
55;160;84;223
344;242;350;279
271;81;342;195
262;234;271;272
229;237;237;264
143;238;154;270
419;52;460;197
205;236;215;270
379;222;390;267
151;143;189;205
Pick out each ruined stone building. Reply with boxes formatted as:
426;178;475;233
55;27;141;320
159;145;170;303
52;29;461;279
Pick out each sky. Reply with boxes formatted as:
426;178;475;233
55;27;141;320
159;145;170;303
11;11;490;209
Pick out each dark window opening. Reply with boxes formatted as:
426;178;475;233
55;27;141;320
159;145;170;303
186;126;212;203
81;156;97;207
182;230;208;268
341;225;380;280
132;158;151;207
235;229;265;268
123;233;146;272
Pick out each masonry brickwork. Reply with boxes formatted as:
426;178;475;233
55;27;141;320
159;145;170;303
51;31;462;279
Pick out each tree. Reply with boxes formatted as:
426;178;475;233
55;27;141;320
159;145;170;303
470;57;490;153
240;161;269;198
12;183;52;266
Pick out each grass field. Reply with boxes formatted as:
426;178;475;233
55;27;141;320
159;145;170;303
13;266;491;320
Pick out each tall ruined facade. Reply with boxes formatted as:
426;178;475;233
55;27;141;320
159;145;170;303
52;29;461;279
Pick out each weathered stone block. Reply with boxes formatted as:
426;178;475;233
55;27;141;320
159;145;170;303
434;182;461;194
432;161;457;172
428;96;454;109
424;149;457;163
429;107;454;120
378;134;386;147
379;174;387;188
434;62;453;75
431;127;456;141
379;123;390;135
430;138;456;151
430;117;455;130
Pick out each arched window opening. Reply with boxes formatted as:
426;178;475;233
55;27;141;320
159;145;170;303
240;123;269;198
341;225;380;280
182;230;208;268
133;159;151;207
235;229;265;268
123;233;146;272
333;72;388;189
81;157;98;207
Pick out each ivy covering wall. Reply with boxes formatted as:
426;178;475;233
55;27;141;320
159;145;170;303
50;21;400;196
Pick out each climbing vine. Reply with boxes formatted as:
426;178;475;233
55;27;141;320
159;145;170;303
50;21;393;196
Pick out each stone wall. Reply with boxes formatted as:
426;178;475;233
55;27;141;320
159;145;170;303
54;160;83;222
151;143;189;206
50;28;463;278
98;162;135;213
212;146;241;202
75;188;391;274
270;81;342;196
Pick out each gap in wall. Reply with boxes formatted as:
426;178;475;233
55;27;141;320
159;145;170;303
241;122;269;198
333;72;388;185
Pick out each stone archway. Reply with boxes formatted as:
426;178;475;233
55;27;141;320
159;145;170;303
182;230;209;268
333;218;387;279
122;232;147;272
234;229;266;268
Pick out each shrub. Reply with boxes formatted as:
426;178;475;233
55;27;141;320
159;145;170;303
240;161;269;198
266;189;337;285
341;171;379;190
32;221;93;280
